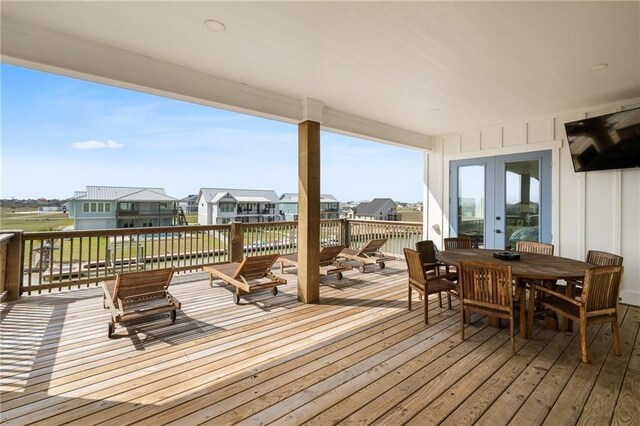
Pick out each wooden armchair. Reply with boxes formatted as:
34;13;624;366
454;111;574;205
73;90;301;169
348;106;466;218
562;250;623;332
416;240;450;308
530;265;623;363
404;248;458;324
459;261;516;355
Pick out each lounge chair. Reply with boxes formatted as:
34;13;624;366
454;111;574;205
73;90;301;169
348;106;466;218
203;253;286;304
101;268;180;338
339;238;393;273
278;245;352;280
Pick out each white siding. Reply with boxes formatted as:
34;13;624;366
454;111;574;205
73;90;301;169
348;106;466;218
424;97;640;306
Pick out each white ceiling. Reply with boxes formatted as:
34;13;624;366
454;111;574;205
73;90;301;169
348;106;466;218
2;1;639;139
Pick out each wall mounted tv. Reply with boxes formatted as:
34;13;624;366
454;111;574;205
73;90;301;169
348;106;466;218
565;107;640;172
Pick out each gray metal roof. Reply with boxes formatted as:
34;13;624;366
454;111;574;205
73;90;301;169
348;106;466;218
279;193;339;203
180;194;198;202
199;188;280;203
76;186;177;201
355;198;396;216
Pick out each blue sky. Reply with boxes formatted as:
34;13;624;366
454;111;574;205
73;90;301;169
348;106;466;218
1;64;423;202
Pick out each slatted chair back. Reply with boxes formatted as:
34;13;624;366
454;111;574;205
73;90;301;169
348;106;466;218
459;261;513;312
415;240;437;263
415;240;438;273
586;250;623;267
515;241;554;255
404;248;426;288
444;237;473;250
233;254;280;280
582;265;623;313
319;245;346;266
112;268;174;302
358;238;388;255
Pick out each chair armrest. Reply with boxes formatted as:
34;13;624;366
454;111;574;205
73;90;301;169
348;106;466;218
531;283;581;306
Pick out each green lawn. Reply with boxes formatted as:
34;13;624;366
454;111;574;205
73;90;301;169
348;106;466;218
0;208;73;232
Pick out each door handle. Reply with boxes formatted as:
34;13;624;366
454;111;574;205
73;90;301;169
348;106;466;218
495;230;502;234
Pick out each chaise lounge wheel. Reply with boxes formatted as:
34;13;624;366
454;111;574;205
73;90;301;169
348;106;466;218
107;321;115;339
271;286;278;296
358;265;366;273
336;272;343;280
170;309;177;323
233;293;240;305
379;262;386;270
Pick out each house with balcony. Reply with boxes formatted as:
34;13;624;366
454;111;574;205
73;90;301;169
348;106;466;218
279;193;340;221
178;194;198;214
354;198;398;221
66;186;178;230
197;188;280;224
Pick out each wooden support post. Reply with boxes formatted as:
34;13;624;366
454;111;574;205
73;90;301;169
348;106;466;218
298;120;321;304
229;222;244;263
342;218;351;248
5;231;23;301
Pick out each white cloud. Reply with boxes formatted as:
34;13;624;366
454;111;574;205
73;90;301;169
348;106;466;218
71;140;123;150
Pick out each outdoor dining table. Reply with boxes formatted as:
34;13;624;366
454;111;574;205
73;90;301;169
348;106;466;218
436;248;594;338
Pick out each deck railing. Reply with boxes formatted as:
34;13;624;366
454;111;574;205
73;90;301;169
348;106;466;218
347;219;423;257
241;219;344;255
20;225;230;294
10;218;423;297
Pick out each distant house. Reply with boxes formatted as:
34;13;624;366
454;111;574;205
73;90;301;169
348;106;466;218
197;188;280;225
66;186;179;230
179;194;199;214
279;193;340;221
397;206;423;222
354;198;398;221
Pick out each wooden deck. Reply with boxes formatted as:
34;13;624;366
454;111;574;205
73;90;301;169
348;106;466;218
1;260;638;425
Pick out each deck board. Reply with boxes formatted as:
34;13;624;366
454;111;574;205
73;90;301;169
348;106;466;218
1;260;638;425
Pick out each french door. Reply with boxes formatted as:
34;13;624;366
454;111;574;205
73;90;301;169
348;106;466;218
449;150;552;250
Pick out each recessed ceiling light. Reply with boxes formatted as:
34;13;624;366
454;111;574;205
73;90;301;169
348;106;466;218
428;108;440;113
204;19;225;32
588;63;608;71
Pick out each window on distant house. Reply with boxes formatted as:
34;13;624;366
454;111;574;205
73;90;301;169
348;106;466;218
219;203;235;213
105;203;111;212
97;203;104;213
83;203;89;213
90;203;97;213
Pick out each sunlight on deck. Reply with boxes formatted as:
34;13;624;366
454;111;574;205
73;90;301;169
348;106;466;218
1;260;638;425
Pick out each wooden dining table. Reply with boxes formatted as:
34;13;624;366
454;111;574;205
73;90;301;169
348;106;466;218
436;249;594;338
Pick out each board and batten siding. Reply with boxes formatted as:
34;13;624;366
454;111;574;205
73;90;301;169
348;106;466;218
424;97;640;306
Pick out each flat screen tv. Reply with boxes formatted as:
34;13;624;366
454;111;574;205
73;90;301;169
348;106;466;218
565;107;640;172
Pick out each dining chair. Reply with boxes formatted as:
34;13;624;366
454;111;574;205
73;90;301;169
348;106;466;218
514;241;554;255
459;260;516;355
565;250;623;303
444;237;473;250
415;240;449;308
514;240;555;324
404;248;458;324
529;265;623;363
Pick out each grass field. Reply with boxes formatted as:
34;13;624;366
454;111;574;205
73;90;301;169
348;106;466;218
0;208;74;232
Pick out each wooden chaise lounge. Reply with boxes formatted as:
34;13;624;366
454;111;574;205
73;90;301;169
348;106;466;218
339;238;393;272
203;253;287;304
278;245;352;280
102;268;180;338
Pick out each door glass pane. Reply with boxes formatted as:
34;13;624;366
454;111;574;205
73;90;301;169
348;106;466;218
505;160;540;250
458;165;485;248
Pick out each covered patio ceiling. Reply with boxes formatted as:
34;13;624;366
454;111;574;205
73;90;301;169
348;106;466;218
2;1;639;147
